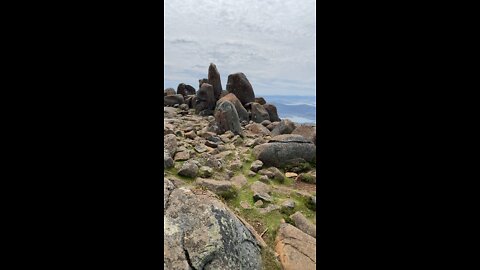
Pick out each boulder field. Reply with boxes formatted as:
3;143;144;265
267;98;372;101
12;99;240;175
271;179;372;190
164;63;317;270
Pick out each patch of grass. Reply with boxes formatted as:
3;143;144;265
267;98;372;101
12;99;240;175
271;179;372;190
283;215;294;225
283;162;312;173
241;152;255;171
217;186;239;200
176;146;314;270
298;173;316;184
223;180;318;270
223;185;285;269
261;248;282;270
289;192;316;224
229;187;254;207
283;176;295;186
165;161;198;182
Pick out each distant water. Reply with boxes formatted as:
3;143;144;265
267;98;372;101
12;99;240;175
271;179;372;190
263;95;316;124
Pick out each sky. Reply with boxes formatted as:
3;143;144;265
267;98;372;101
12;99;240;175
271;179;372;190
164;0;316;97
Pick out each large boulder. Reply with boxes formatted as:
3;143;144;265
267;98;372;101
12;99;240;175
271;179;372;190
164;94;184;107
218;93;249;122
185;85;196;96
252;135;316;167
214;100;243;136
250;102;270;123
275;223;316;270
208;63;223;100
263;103;281;122
177;83;196;97
164;178;263;269
164;88;176;96
194;83;216;115
226;73;255;106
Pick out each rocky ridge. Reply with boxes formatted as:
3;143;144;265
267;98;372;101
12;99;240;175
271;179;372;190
164;63;317;270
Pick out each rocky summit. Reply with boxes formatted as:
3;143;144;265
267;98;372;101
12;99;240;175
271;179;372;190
164;63;317;270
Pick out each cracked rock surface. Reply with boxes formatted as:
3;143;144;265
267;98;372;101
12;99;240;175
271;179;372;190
275;223;316;270
164;178;263;270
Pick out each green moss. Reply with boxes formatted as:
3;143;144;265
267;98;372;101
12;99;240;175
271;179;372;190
196;146;315;269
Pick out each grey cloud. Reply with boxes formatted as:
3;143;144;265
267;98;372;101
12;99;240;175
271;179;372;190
164;0;316;96
169;39;198;45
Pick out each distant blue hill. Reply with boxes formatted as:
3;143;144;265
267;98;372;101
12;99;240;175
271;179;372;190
262;95;316;124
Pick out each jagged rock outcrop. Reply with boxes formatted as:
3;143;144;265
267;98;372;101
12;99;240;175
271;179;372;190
208;63;222;100
164;178;263;270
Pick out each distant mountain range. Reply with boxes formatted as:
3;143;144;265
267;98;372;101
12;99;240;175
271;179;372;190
262;95;316;124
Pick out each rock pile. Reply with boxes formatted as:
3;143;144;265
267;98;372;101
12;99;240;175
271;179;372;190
164;63;298;135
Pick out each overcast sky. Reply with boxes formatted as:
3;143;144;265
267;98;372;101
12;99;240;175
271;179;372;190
164;0;316;96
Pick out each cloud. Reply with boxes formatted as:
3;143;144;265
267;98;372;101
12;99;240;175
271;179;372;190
164;0;316;96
